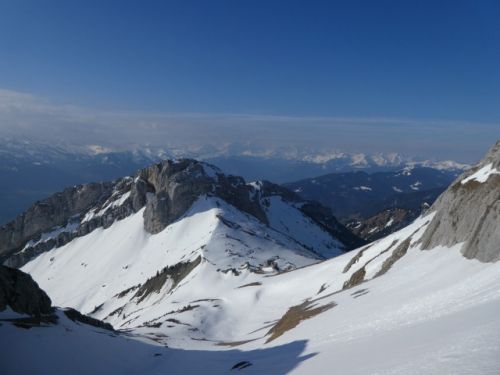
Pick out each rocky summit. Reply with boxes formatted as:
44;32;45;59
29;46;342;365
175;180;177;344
0;159;362;268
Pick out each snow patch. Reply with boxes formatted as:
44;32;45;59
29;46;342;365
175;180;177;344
410;181;422;190
461;163;500;185
353;186;372;192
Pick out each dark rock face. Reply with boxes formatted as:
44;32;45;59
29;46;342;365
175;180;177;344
0;265;116;331
138;160;215;233
0;265;53;316
138;160;269;233
420;141;500;262
63;308;114;331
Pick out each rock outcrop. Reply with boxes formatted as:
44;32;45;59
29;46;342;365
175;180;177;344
420;141;500;262
1;159;362;267
0;182;114;263
138;160;268;233
0;265;118;332
63;308;114;331
346;206;425;242
0;265;53;316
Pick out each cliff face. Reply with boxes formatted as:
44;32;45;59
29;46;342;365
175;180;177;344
137;160;269;234
420;141;500;262
0;183;114;262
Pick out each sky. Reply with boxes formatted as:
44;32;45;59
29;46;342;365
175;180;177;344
0;0;499;162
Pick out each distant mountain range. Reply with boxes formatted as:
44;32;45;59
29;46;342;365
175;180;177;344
284;167;460;240
284;167;459;220
0;137;470;224
205;151;469;182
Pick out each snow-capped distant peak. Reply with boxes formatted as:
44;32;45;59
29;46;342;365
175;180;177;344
350;153;369;167
407;159;470;171
301;151;346;164
353;186;372;192
86;144;113;155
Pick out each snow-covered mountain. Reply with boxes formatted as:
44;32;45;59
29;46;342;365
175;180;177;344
1;142;499;375
0;137;471;170
0;159;362;269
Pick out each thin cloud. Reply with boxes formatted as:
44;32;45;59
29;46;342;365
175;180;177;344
0;88;496;162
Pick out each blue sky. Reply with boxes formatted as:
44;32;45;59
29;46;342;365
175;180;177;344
0;1;499;161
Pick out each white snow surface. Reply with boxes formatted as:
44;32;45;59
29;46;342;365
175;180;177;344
4;204;500;374
21;195;343;336
461;163;500;185
410;180;422;190
353;185;372;191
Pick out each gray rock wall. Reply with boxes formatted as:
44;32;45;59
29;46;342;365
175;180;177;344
0;182;114;261
421;141;500;262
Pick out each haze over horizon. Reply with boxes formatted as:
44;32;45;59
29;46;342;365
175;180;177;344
1;1;499;162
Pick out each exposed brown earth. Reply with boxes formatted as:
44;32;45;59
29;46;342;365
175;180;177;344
343;267;367;290
265;299;336;343
374;238;412;277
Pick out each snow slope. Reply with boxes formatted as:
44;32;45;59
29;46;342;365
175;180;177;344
20;194;343;341
4;212;500;374
4;146;500;374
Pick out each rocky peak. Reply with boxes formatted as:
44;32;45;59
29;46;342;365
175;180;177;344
1;158;362;267
137;160;218;233
134;159;269;233
479;140;500;168
420;141;500;262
